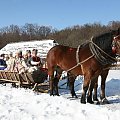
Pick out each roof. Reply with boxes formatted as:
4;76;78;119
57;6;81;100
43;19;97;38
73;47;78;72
0;40;57;58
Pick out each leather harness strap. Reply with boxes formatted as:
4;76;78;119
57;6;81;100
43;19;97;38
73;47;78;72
76;45;81;64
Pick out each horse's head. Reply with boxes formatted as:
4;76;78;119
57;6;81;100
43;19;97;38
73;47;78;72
112;35;120;56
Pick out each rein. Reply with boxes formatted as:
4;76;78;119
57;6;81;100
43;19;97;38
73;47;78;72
66;54;94;73
65;44;94;73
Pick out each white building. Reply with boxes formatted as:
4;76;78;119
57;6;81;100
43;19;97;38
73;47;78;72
0;40;58;58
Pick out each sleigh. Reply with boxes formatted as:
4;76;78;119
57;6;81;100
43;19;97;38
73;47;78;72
0;68;49;93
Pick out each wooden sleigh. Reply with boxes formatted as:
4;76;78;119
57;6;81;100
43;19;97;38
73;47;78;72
0;68;49;93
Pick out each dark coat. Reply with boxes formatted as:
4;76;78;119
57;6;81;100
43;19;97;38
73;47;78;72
0;59;7;70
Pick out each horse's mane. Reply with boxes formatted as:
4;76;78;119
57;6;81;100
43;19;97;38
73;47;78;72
89;31;117;65
92;32;113;53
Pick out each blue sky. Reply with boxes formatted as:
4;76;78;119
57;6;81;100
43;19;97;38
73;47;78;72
0;0;120;30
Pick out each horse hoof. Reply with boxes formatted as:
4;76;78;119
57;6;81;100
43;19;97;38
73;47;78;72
93;98;100;105
87;96;94;104
94;101;100;105
81;99;86;104
72;95;78;98
50;93;54;96
100;98;110;105
56;94;60;96
93;98;99;102
50;94;53;96
75;95;78;98
87;100;94;104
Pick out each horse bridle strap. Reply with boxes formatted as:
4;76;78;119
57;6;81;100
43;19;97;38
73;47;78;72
113;36;120;51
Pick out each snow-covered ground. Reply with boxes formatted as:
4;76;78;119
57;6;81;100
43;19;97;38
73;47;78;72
0;70;120;120
0;40;120;119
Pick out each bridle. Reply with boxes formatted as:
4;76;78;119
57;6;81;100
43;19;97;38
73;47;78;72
112;35;120;55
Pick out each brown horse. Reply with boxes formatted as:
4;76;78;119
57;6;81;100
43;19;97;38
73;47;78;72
92;34;120;104
47;29;120;104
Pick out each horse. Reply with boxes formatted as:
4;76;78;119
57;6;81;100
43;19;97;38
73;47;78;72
47;28;120;104
91;33;120;104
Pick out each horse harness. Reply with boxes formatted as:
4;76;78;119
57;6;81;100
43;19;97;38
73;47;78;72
66;36;119;73
89;37;117;65
113;35;120;56
66;43;94;73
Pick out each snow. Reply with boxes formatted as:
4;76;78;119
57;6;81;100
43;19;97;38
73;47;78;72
0;40;120;119
0;70;120;120
0;40;57;58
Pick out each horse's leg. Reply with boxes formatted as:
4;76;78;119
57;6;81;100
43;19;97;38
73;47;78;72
67;73;77;98
100;69;110;104
48;65;55;96
87;77;98;104
93;77;99;102
53;76;60;96
81;72;92;104
53;66;62;96
49;73;54;96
